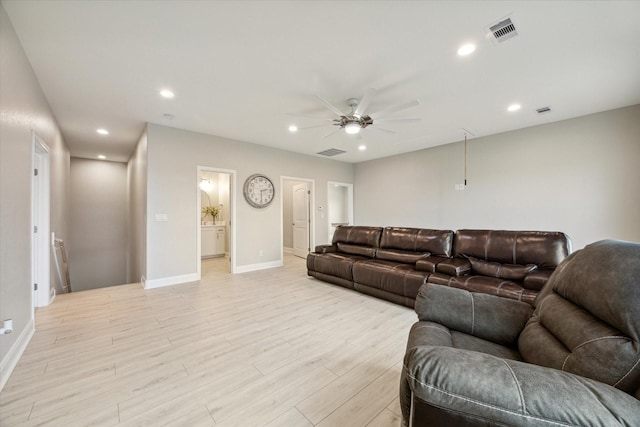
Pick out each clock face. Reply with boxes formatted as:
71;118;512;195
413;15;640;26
243;174;275;208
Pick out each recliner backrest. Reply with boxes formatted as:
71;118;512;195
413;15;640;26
379;227;454;256
331;226;383;257
518;240;640;395
454;229;571;268
331;225;382;246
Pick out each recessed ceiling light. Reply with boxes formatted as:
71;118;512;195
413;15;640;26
358;145;366;151
96;128;109;135
507;103;521;112
160;89;175;99
97;155;106;160
457;43;476;56
288;125;298;133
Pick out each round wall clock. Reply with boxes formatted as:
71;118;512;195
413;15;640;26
243;174;275;208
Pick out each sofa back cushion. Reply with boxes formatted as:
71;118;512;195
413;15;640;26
332;226;382;258
454;230;571;268
518;240;640;395
380;227;454;257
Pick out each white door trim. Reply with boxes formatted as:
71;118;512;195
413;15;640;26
32;131;51;307
196;166;236;277
280;176;315;261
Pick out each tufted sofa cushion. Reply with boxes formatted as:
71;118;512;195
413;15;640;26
518;239;640;394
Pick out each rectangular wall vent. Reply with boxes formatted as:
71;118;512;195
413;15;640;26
316;148;346;157
536;106;552;114
487;16;519;44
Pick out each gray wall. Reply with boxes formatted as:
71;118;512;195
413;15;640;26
145;123;353;281
69;158;128;291
0;3;70;371
127;129;147;283
354;105;640;250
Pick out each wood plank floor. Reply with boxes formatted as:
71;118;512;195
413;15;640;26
0;254;416;426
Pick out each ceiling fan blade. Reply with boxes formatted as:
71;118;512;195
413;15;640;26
370;126;397;134
315;95;346;117
369;99;421;119
287;113;335;121
374;117;421;123
322;128;342;139
354;88;377;117
297;123;333;130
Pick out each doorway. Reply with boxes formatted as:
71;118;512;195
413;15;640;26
197;167;236;278
281;177;314;259
327;182;353;242
32;131;51;308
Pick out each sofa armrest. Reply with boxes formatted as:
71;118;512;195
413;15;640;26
402;346;640;426
415;284;532;346
435;257;470;276
314;244;337;254
523;268;553;291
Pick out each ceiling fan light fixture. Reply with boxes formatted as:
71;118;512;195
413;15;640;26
344;122;361;134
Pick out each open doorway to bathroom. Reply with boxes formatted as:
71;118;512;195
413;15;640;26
327;182;353;242
197;167;235;278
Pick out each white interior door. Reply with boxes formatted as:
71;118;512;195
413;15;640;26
292;183;310;258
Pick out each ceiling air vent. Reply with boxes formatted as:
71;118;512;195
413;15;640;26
316;148;346;157
536;106;552;114
486;16;519;44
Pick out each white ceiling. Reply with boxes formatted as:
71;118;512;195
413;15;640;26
4;1;640;163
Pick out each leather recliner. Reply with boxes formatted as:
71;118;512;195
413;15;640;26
400;239;640;426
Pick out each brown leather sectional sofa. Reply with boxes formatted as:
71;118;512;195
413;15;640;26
307;225;571;307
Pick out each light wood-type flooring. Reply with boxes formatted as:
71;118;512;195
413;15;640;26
0;254;417;426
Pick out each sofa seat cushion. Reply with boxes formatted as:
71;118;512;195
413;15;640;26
307;252;367;281
415;256;451;273
428;273;537;305
353;259;430;300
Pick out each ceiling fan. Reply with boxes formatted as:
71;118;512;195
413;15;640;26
293;88;421;138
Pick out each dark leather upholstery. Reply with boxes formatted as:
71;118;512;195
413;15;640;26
307;226;454;307
308;227;570;307
429;229;571;304
400;240;640;426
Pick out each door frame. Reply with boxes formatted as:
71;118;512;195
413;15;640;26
280;176;315;261
196;166;236;276
32;131;51;308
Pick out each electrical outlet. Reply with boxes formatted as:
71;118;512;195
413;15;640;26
155;213;168;221
259;250;264;257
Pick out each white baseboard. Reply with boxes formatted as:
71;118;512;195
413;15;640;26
235;259;283;274
283;247;294;254
0;317;35;391
144;272;199;289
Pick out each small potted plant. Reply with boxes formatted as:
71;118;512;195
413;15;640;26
202;206;220;225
